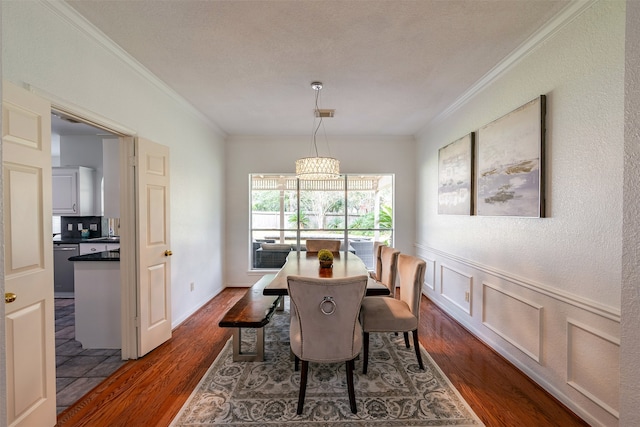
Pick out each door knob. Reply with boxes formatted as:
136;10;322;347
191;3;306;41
164;250;173;256
5;293;17;303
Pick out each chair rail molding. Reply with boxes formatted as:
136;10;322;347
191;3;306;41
416;243;620;322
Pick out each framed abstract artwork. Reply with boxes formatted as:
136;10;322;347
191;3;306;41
438;133;474;215
476;95;546;217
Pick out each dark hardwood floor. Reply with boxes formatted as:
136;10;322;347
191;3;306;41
56;288;588;426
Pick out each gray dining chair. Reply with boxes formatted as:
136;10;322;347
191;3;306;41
287;274;368;414
360;253;426;374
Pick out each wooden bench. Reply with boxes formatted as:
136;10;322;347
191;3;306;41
218;274;281;361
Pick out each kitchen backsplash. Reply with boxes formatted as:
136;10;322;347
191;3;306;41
60;216;106;239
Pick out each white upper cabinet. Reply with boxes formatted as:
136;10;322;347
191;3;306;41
53;166;95;216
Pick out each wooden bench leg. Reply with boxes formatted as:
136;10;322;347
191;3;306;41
232;327;265;362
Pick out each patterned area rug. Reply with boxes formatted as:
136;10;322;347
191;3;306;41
171;305;484;426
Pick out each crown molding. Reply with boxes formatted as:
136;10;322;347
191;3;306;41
39;0;227;137
417;0;599;137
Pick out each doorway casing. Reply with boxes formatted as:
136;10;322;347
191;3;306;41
43;85;139;360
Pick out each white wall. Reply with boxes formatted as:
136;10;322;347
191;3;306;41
225;135;416;286
415;2;624;425
2;1;226;328
621;1;640;425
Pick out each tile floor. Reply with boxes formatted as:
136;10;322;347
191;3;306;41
55;298;127;414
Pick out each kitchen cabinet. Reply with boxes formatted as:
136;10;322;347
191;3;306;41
53;166;95;216
79;242;120;255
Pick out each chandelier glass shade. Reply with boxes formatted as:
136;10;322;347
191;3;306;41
295;81;341;180
295;156;340;180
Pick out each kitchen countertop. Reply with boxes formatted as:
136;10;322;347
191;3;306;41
69;249;120;262
53;236;120;244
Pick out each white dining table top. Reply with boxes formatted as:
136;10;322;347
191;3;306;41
262;251;390;296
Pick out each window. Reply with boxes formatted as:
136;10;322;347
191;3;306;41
250;174;394;270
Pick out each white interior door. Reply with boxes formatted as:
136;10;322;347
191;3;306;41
135;137;172;357
2;81;56;426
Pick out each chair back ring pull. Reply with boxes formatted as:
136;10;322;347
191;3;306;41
320;296;337;315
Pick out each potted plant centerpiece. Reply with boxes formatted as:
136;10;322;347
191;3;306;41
317;249;334;269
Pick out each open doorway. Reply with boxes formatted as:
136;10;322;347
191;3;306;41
51;112;126;414
3;83;172;422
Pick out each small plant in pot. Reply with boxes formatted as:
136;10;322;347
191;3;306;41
317;249;334;268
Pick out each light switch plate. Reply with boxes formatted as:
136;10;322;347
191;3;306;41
90;224;98;231
68;224;73;231
77;223;83;231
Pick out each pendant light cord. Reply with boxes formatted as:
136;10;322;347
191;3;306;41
312;87;322;157
296;81;340;179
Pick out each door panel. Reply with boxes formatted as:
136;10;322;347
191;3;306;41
6;303;47;418
6;166;44;272
3;81;56;426
136;137;171;357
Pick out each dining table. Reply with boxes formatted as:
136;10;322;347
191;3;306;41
263;251;390;297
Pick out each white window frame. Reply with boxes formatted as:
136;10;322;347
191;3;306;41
249;174;394;270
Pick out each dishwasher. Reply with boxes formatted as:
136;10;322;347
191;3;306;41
53;243;79;297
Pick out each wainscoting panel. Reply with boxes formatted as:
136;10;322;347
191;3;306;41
424;257;436;291
482;283;542;362
440;264;472;315
416;244;621;426
567;318;620;418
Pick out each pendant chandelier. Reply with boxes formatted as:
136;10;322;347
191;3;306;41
295;82;340;180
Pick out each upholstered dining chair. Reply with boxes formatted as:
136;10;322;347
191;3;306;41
287;274;368;415
369;243;384;280
360;253;426;374
369;245;399;297
305;239;341;253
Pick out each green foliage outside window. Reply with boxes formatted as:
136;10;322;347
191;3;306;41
326;217;345;229
252;191;281;211
349;205;393;233
288;212;310;228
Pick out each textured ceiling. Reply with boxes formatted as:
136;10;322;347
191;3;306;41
65;0;569;137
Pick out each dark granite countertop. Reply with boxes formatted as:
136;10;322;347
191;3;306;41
54;236;120;244
69;250;120;262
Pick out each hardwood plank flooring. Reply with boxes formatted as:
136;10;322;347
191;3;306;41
419;297;587;426
56;289;587;426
